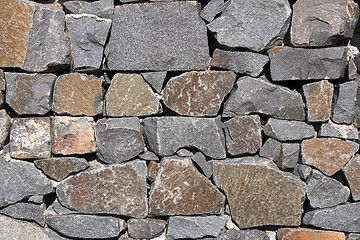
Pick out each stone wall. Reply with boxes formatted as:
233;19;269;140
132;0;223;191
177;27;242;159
0;0;360;239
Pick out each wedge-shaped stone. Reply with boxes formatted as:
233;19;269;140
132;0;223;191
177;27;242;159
277;143;300;170
141;71;167;93
128;218;166;239
62;0;114;18
57;160;148;218
277;228;345;240
343;155;360;201
149;157;225;216
0;202;45;226
0;109;11;149
212;157;306;228
163;71;236;116
332;81;358;124
143;117;226;159
200;0;225;22
319;121;359;140
259;138;282;162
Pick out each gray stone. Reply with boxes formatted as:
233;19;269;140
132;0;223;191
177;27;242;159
50;200;78;215
223;76;305;120
354;78;360;128
95;118;144;163
348;233;360;240
167;215;228;239
263;118;315;141
343;155;360;201
200;0;225;22
303;202;360;232
176;149;194;157
0;110;11;149
207;0;291;52
0;69;5;107
191;152;212;178
269;47;348;81
105;2;209;71
332;81;358;124
277;143;300;170
210;49;269;77
141;71;167;93
291;0;359;47
143;117;226;159
5;73;55;115
0;202;45;226
259;138;282;162
319;121;358;140
306;170;350;209
218;229;270;240
139;151;159;161
128;218;166;239
66;14;112;72
293;164;312;180
62;0;114;18
45;214;125;239
28;196;43;204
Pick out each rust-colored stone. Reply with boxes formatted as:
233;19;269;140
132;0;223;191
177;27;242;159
277;227;345;240
343;155;360;201
147;161;159;182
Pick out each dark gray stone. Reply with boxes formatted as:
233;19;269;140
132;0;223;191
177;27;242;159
259;138;282;162
319;121;358;140
0;70;4;107
354;77;360;128
0;110;11;149
141;71;167;93
50;200;78;215
191;152;212;178
293;164;312;180
0;202;45;226
139;151;159;161
128;218;166;239
277;143;300;170
218;229;270;240
332;81;358;124
62;0;114;18
200;0;225;22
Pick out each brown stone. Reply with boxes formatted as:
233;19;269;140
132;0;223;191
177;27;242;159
277;228;345;240
53;73;103;116
301;138;357;176
149;157;225;216
163;71;236;116
303;80;333;122
105;73;160;116
51;116;96;155
147;161;159;182
56;160;148;218
343;155;360;201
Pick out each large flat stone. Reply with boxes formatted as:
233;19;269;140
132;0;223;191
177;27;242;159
128;218;166;239
0;110;11;149
332;81;358;124
0;202;45;226
277;228;345;240
62;0;114;18
343;155;360;201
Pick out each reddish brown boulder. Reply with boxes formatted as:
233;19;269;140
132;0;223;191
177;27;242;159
277;228;345;240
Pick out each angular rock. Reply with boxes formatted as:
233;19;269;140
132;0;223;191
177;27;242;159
348;233;360;240
223;76;305;120
34;157;89;181
0;110;11;149
212;157;306;228
149;157;225;216
10;117;51;159
0;202;45;226
277;143;300;170
62;0;114;18
343;155;360;201
176;149;194;157
224;115;262;156
218;229;270;240
147;161;159;182
303;80;333;122
191;152;213;179
106;73;160;116
105;2;209;71
52;73;103;116
0;70;5;107
208;0;291;52
57;160;148;217
167;215;228;239
293;164;312;180
319;121;359;140
291;0;359;47
141;71;167;94
51;116;96;155
50;200;78;215
200;0;225;22
128;218;166;239
301;138;357;176
354;79;360;128
95;118;144;163
277;228;345;240
163;71;235;116
259;138;282;162
139;151;159;161
143;117;226;159
269;47;348;81
28;196;43;204
46;214;124;239
210;49;269;77
263;118;315;141
332;81;358;124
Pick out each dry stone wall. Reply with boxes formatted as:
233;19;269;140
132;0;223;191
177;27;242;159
1;0;360;239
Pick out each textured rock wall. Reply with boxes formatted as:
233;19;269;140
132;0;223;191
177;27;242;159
1;0;360;239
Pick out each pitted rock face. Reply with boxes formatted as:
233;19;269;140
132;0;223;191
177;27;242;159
343;155;360;201
277;228;345;240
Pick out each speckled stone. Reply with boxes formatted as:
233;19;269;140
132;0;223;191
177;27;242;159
0;109;11;149
128;218;166;239
277;228;345;240
0;202;45;226
343;155;360;201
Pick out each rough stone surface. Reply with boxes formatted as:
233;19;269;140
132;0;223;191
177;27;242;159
0;110;11;149
10;117;51;159
303;80;333;122
62;0;114;18
301;138;357;176
28;196;43;204
218;229;270;240
208;0;291;52
141;72;167;94
277;143;300;170
210;49;269;77
5;73;55;115
224;115;262;156
57;160;148;217
128;218;166;239
343;155;360;201
259;138;282;162
332;81;358;124
348;233;360;240
212;158;306;228
51;116;96;155
143;117;226;159
291;0;359;47
50;200;78;215
277;228;345;240
223;76;305;120
52;73;103;116
354;79;360;128
319;121;359;140
293;164;312;180
139;151;159;161
105;2;209;71
167;215;228;239
149;157;225;216
191;152;212;178
147;161;159;182
0;202;45;226
95;118;144;163
176;149;194;157
269;47;348;81
163;71;235;116
0;70;5;107
200;0;225;22
106;73;160;116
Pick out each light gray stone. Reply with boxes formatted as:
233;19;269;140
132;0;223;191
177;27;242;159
0;202;45;226
332;81;358;124
259;138;282;162
128;218;166;239
191;152;212;178
319;121;358;140
176;149;194;157
218;229;270;240
28;196;43;204
293;164;312;180
348;233;360;240
139;151;159;161
0;110;11;149
141;71;167;93
0;70;5;107
354;78;360;128
200;0;225;22
62;0;114;18
277;143;300;169
343;155;360;201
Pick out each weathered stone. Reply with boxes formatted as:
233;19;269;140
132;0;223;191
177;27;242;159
303;202;360;232
348;233;360;240
52;73;103;116
62;0;114;18
319;121;359;140
0;110;11;149
332;81;358;124
141;72;167;94
259;138;282;162
46;214;124;239
224;115;262;156
263;119;315;141
167;215;228;239
51;116;96;155
149;157;225;216
210;49;269;77
57;160;148;217
10;117;51;159
277;143;300;170
139;151;159;161
50;200;78;215
293;164;312;180
291;0;359;47
176;149;194;157
28;196;43;204
343;155;360;201
200;0;225;22
143;117;226;159
223;76;305;120
212;157;306;228
147;161;159;182
269;47;348;81
163;71;235;116
208;0;291;52
128;218;166;239
301;138;357;176
95;118;144;163
218;229;270;240
277;228;345;240
303;80;333;122
191;152;212;179
0;202;45;226
354;78;360;128
105;2;209;71
0;70;5;107
34;157;89;181
106;73;160;116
